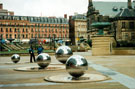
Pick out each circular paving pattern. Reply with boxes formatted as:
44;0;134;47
14;64;65;72
44;73;109;83
5;62;31;65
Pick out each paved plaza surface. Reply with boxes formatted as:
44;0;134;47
0;51;135;89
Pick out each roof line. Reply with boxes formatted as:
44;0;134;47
120;9;125;17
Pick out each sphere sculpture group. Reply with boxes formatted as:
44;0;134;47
11;54;20;63
36;53;51;68
55;46;73;64
66;55;88;79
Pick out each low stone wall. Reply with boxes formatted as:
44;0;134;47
92;36;113;56
112;50;135;55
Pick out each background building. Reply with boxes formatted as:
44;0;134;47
0;3;69;43
0;3;14;16
87;0;135;43
69;14;87;45
112;0;135;42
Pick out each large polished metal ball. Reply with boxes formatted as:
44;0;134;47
36;53;51;68
66;55;88;78
55;46;73;64
11;54;20;63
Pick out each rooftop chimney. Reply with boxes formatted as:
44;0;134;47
9;11;14;16
133;0;135;8
128;0;132;9
69;16;72;20
64;14;67;19
88;0;93;6
0;3;3;9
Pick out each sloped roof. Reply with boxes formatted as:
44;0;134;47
92;1;133;17
72;14;86;20
115;8;135;17
0;15;68;24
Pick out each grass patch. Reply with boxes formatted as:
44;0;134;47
0;49;54;54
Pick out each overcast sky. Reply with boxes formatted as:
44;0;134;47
0;0;130;17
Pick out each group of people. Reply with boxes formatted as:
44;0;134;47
29;44;44;63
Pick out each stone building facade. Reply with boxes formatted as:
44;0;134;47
87;0;135;43
69;14;87;45
112;7;135;42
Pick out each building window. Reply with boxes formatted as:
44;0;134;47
129;22;134;29
31;28;33;32
131;33;135;40
6;28;8;32
23;29;25;32
53;34;56;38
26;29;28;32
49;34;51;38
35;34;37;38
35;29;38;32
15;34;16;38
18;28;20;33
122;22;125;28
125;33;129;39
22;34;25;38
0;34;3;38
31;34;33;38
45;29;47;32
18;34;20;38
10;28;12;32
26;34;28;38
10;34;12;38
41;28;43;32
44;34;47;37
0;28;3;32
6;34;8;38
15;28;17;32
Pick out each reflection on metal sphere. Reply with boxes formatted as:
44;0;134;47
36;53;51;68
66;55;88;78
55;46;73;64
11;54;20;63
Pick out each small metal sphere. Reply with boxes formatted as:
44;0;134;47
55;46;73;64
66;55;88;78
36;53;51;68
11;54;20;63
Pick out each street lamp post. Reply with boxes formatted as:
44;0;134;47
18;28;20;44
53;35;55;51
77;30;80;46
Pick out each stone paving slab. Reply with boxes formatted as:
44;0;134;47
0;51;135;89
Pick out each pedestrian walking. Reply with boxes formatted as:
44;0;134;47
29;45;36;63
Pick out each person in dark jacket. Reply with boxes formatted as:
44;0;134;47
37;44;44;55
29;45;36;63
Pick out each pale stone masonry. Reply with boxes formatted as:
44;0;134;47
92;36;113;56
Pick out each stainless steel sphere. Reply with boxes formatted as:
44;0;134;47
55;46;73;64
11;54;20;63
36;53;51;68
66;55;88;78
